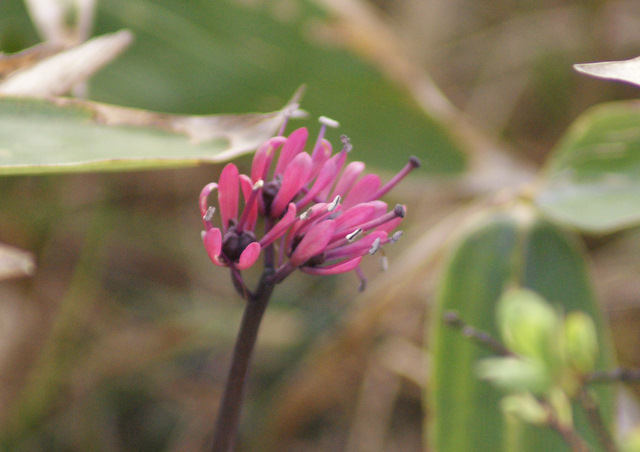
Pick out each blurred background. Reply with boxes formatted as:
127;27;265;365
1;0;640;450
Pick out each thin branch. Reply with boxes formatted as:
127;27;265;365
578;388;618;452
442;311;515;357
543;400;591;452
588;368;640;383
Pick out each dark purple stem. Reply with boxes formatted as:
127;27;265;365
211;271;275;451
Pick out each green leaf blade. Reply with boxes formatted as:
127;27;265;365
0;96;293;175
536;101;640;233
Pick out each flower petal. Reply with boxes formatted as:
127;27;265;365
295;158;338;209
251;136;286;182
290;220;336;267
342;174;381;209
301;256;362;275
202;228;225;266
239;174;258;232
199;182;218;216
275;127;308;176
218;163;239;232
310;138;333;178
260;203;297;248
331;161;365;199
236;242;261;270
333;202;378;235
271;152;312;218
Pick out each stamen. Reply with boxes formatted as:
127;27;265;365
389;231;403;244
340;134;353;153
204;206;216;222
253;179;264;190
328;195;341;212
381;255;389;272
312;116;340;160
353;205;405;234
368;237;382;255
372;156;421;200
300;208;312;220
357;266;367;292
201;230;206;239
319;116;340;128
346;228;363;242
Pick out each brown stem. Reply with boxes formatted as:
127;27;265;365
544;402;591;452
578;388;618;452
211;274;275;451
588;368;640;383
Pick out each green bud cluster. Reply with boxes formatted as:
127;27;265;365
477;288;600;426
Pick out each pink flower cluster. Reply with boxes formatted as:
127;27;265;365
199;118;419;290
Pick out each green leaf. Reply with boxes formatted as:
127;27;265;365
85;0;466;173
0;96;297;175
428;205;614;452
536;101;640;233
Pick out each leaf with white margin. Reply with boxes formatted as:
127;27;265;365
0;90;305;175
574;56;640;87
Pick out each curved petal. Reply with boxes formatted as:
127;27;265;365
295;158;337;209
290;220;336;267
301;256;362;275
260;203;297;248
218;163;239;232
310;138;333;178
239;174;258;232
271;152;312;218
333;203;378;234
251;136;286;182
342;174;381;210
202;228;225;266
331;161;365;199
236;242;261;270
199;182;218;218
275;127;308;176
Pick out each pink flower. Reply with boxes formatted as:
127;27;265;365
199;116;420;294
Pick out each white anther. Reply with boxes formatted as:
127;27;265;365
328;195;341;212
300;208;312;220
203;206;216;221
380;256;389;272
201;230;206;239
389;231;403;244
253;179;264;190
319;116;340;128
346;228;363;242
368;237;382;255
